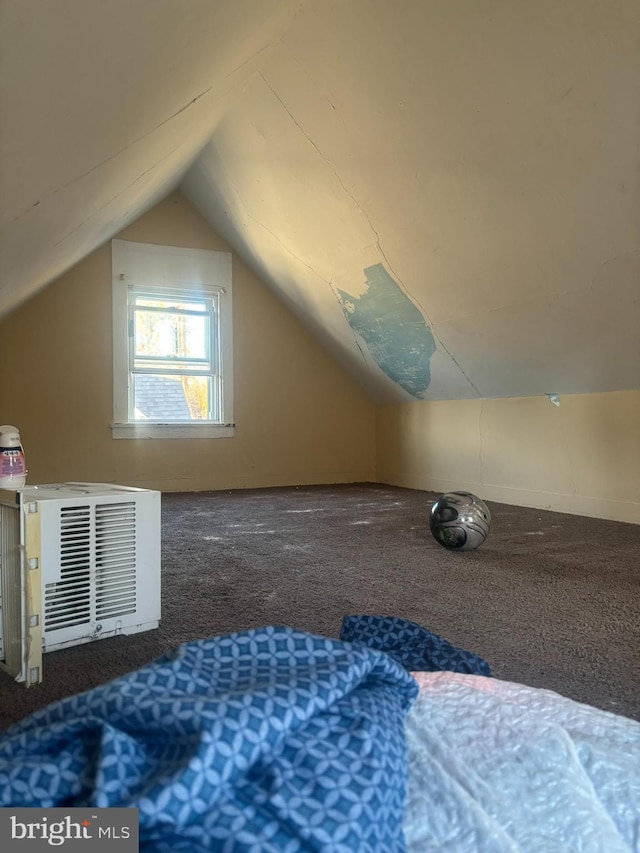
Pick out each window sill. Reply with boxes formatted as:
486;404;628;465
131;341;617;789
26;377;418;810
111;423;235;440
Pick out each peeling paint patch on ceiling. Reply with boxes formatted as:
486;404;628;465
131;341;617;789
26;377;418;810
337;264;436;398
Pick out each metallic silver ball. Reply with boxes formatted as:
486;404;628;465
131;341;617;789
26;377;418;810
429;491;491;551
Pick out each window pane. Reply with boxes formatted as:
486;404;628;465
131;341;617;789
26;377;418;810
132;374;212;421
134;309;209;361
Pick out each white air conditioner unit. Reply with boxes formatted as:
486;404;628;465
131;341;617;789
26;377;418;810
0;482;161;686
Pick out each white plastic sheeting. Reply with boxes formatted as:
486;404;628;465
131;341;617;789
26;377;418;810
404;672;640;852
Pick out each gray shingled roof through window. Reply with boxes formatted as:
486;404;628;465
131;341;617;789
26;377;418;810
134;375;191;420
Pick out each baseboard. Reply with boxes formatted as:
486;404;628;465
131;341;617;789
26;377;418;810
130;471;377;493
377;473;640;525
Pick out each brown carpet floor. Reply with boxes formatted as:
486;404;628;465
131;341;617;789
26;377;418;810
1;483;638;729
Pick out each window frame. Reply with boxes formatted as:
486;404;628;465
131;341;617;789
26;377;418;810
111;240;234;439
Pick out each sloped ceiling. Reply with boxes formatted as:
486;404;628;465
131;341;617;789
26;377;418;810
0;0;303;315
2;1;639;403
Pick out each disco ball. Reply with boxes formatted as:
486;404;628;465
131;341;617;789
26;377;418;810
429;491;491;551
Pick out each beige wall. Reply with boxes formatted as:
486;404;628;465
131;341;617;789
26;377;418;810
2;190;637;521
0;192;376;491
377;393;640;524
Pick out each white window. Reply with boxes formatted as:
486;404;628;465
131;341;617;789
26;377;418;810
111;240;234;439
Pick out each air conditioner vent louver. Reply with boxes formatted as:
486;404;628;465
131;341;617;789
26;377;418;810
95;502;137;620
1;483;159;684
45;506;91;630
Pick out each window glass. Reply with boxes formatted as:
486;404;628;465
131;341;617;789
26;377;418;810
111;240;233;437
133;309;211;364
132;374;212;421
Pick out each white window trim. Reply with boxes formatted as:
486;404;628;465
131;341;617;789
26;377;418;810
111;423;235;440
111;240;234;439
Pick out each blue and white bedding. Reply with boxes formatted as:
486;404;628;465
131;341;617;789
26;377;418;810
340;614;492;676
0;619;638;852
0;626;417;852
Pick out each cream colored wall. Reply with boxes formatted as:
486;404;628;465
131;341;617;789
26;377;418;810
3;191;637;519
0;192;376;491
377;393;640;524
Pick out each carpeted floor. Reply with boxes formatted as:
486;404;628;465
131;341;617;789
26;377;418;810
0;483;638;728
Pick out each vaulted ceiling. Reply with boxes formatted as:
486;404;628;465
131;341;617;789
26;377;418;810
2;0;638;402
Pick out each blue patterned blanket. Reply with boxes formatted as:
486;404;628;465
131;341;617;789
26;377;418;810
0;619;490;851
0;627;418;852
341;615;492;676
